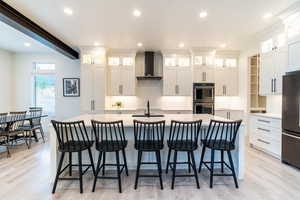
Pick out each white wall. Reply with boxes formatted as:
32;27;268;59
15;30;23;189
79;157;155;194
0;49;13;112
12;52;80;120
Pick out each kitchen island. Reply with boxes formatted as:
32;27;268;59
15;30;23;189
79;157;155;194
49;114;246;182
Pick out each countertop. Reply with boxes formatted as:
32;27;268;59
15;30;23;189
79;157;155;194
250;113;282;119
65;114;234;127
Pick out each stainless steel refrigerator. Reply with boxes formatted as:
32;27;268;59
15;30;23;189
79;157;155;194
282;72;300;168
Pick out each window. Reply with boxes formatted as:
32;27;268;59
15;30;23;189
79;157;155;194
108;57;120;66
194;56;203;65
122;57;133;66
32;63;56;116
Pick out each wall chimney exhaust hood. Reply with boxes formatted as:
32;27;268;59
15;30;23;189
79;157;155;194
136;51;162;80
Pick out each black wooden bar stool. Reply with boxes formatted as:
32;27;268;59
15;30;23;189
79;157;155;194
133;120;165;190
91;120;129;193
198;119;242;188
51;120;95;194
165;120;202;189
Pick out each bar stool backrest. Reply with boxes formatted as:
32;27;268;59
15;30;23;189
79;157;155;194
169;120;202;147
51;120;91;149
9;111;26;131
204;120;242;148
29;109;42;126
133;120;165;150
91;120;126;148
0;113;8;129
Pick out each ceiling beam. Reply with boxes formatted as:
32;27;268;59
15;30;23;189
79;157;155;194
0;1;79;59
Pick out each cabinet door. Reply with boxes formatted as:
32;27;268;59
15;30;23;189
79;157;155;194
177;67;192;96
163;69;177;95
80;65;94;113
110;66;122;96
259;53;273;96
288;40;300;72
194;66;215;82
215;110;228;119
121;65;136;96
215;68;238;96
225;67;239;96
274;49;287;94
93;66;106;113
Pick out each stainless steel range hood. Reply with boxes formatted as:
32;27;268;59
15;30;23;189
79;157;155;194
136;51;162;80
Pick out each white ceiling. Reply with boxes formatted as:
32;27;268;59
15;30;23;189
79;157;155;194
2;0;300;51
0;21;54;53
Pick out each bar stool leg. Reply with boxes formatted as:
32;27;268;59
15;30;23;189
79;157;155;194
52;152;65;194
92;151;102;192
122;149;129;176
187;151;191;173
116;151;122;193
78;151;83;193
69;152;72;176
227;150;239;188
102;152;106;176
210;149;215;188
156;151;163;190
165;148;171;174
198;145;206;173
221;150;224;173
190;151;200;189
134;151;142;190
171;150;178;190
87;148;96;176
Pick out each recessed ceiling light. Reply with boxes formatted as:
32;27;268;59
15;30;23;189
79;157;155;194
137;42;143;47
133;9;142;17
24;42;31;47
263;13;273;19
64;8;73;15
220;44;226;48
94;42;100;46
178;43;185;48
199;11;208;18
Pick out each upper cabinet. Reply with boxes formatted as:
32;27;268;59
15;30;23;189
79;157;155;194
107;53;136;96
163;53;192;96
287;35;300;72
260;48;287;95
80;47;106;114
192;50;239;96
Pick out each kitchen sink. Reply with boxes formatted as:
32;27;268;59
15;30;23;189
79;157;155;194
132;114;165;118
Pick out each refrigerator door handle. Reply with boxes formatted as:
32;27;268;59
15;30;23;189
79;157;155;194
283;132;300;140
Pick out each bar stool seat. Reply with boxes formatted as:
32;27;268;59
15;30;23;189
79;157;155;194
135;140;163;151
167;140;197;151
58;141;94;152
206;140;235;150
96;140;128;152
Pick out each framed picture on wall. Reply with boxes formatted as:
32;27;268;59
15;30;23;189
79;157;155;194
63;78;80;97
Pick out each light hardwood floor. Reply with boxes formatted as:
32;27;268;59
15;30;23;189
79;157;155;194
1;139;300;200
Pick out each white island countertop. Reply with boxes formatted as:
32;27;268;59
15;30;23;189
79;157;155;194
65;114;236;127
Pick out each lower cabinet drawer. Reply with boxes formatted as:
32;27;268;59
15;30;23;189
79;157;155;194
252;134;281;157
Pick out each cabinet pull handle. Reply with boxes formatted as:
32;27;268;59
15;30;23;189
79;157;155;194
91;100;93;111
257;138;270;144
257;127;270;132
204;72;206;81
202;72;205;81
258;119;270;123
119;85;123;95
274;78;276;93
175;85;179;94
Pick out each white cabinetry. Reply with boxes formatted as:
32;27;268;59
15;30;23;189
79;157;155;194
215;67;238;96
259;48;287;95
287;36;300;72
163;54;192;96
193;56;215;82
249;114;281;158
215;110;243;120
80;48;106;113
107;54;136;96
